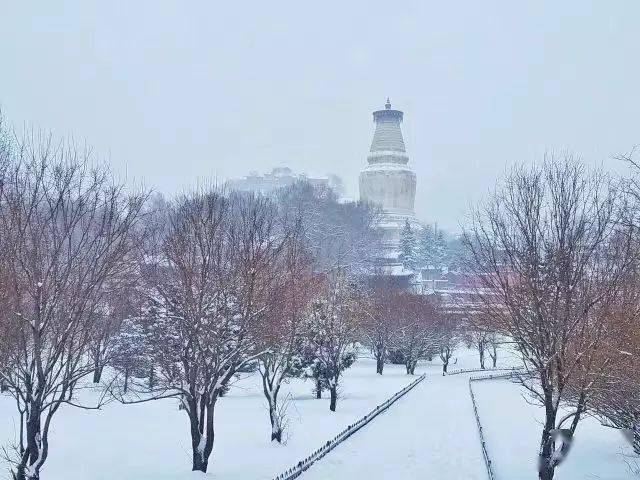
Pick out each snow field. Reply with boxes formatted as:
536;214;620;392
301;347;520;480
0;346;634;480
0;357;414;480
473;378;634;480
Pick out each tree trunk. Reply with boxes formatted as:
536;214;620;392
264;383;282;443
539;465;555;480
123;368;129;394
329;385;337;412
376;355;384;375
192;451;209;473
315;377;322;399
442;360;448;374
16;404;45;480
189;397;216;473
538;427;556;480
478;342;485;369
269;403;282;442
93;364;103;384
538;397;558;480
148;366;155;390
14;465;26;480
633;421;640;455
405;360;416;375
27;410;41;469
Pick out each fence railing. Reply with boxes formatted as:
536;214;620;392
469;369;525;382
446;366;522;376
271;374;426;480
469;379;496;480
468;368;523;480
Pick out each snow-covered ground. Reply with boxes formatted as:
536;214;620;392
302;366;486;480
302;346;522;480
0;346;636;480
474;378;635;480
0;357;413;480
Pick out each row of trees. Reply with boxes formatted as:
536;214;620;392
399;221;448;272
6;117;636;480
463;154;640;480
0;131;148;480
361;289;462;375
0;122;390;478
0;125;475;480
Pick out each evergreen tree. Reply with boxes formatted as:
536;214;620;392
417;224;435;268
433;227;448;270
399;220;417;270
445;236;466;273
416;224;450;272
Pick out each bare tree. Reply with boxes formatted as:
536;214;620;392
0;117;11;391
118;190;289;473
276;181;381;402
588;172;640;463
361;288;396;375
460;307;503;370
392;293;438;375
463;323;488;369
587;302;640;478
0;130;146;480
257;238;316;442
276;181;381;275
485;332;500;369
308;272;360;412
464;155;632;480
437;311;462;374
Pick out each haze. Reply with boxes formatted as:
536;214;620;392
2;1;639;231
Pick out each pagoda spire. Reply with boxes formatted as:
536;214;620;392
369;100;407;158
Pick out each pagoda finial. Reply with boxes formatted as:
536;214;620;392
385;98;391;109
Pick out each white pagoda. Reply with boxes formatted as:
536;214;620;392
359;99;421;271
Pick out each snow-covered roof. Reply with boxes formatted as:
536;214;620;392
377;264;414;277
362;162;413;173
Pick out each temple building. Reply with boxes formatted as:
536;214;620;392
359;99;422;276
227;167;342;196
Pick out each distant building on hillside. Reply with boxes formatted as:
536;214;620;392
227;167;342;196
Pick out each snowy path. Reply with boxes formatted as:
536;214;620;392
302;371;486;480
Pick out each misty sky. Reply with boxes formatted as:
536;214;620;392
2;1;639;231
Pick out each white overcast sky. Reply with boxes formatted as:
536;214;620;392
2;1;639;231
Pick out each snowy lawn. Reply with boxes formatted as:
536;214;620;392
0;356;415;480
301;346;524;480
3;346;630;480
473;378;636;480
302;363;487;480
